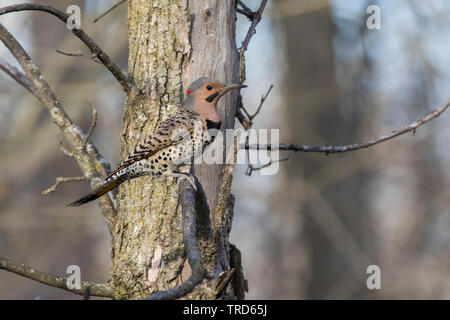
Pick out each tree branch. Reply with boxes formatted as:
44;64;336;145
240;84;273;125
145;178;207;300
56;49;101;64
239;0;269;55
236;1;254;20
245;156;290;176
93;0;126;23
236;104;253;130
236;1;269;128
84;101;98;150
0;22;116;232
0;256;113;298
0;56;38;97
239;85;275;174
243;98;450;154
58;142;74;158
237;0;253;14
0;3;131;93
42;176;87;196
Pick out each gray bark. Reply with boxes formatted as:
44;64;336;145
109;0;243;299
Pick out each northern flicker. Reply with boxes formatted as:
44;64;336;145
68;77;246;207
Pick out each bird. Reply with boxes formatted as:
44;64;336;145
67;77;246;207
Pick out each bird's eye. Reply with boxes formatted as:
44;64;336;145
206;85;213;91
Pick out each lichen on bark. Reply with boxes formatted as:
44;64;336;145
109;0;190;300
109;0;244;299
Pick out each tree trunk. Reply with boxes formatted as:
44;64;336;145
109;0;243;300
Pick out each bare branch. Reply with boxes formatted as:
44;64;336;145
246;155;290;176
238;85;275;174
250;84;273;120
0;56;38;97
145;178;207;300
84;101;98;150
239;0;269;56
58;142;74;158
237;1;254;17
0;256;113;298
56;49;101;64
236;107;253;130
237;8;253;20
236;1;254;20
42;176;86;196
93;0;126;23
236;95;253;129
236;0;272;130
241;84;273;122
237;0;268;89
0;22;116;232
0;3;131;93
243;98;450;154
86;143;112;179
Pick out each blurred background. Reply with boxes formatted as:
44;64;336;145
1;0;450;299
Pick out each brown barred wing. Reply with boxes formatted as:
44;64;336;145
106;110;199;180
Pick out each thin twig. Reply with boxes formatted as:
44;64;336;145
236;1;254;20
0;22;116;232
239;0;269;56
42;176;86;196
236;95;253;129
0;256;113;298
239;85;275;174
236;107;253;130
237;8;253;19
250;84;273;120
236;0;270;129
0;56;38;97
237;1;253;17
0;3;131;93
56;49;101;64
242;98;450;154
86;144;112;179
145;178;206;300
93;0;126;23
246;155;290;176
241;84;273;122
84;101;98;150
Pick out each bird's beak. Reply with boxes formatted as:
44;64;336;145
217;83;247;97
205;84;247;102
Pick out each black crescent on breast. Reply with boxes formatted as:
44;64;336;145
206;119;221;130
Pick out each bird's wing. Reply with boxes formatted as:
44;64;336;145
106;109;199;180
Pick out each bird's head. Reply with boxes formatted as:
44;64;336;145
184;77;247;122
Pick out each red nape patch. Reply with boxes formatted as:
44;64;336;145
186;90;193;96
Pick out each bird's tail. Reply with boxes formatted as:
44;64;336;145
67;178;121;207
